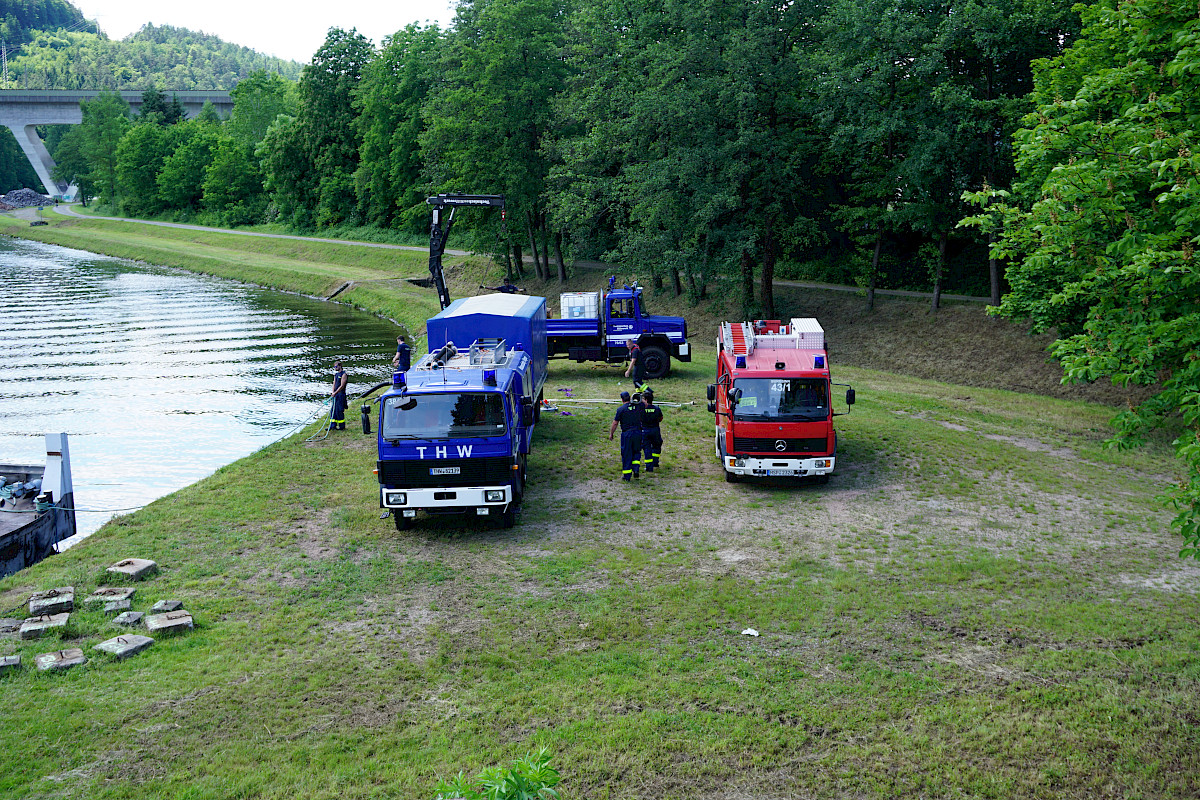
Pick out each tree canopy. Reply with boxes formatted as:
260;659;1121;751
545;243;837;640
969;0;1200;553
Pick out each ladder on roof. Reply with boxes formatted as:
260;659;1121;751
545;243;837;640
721;322;754;356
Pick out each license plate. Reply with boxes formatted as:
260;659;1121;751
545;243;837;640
768;469;792;476
430;467;460;475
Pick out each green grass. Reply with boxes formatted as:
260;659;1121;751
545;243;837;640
0;213;1196;798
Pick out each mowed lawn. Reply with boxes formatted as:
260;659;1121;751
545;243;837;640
0;213;1197;798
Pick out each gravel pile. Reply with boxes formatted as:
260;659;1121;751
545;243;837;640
1;188;53;208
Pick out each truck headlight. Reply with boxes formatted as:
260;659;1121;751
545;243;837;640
385;492;407;505
485;490;505;503
734;458;746;468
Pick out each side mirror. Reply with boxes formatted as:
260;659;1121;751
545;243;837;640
707;402;716;413
727;388;742;406
706;384;716;402
521;397;535;426
846;388;856;406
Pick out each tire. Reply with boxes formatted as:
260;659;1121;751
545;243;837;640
533;391;542;423
501;505;517;529
640;345;670;380
393;513;411;531
724;468;739;483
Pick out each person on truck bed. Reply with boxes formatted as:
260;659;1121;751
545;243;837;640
624;339;647;392
640;388;664;472
482;277;523;294
609;390;644;481
392;336;411;371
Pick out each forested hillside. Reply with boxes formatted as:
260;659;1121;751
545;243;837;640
0;0;95;47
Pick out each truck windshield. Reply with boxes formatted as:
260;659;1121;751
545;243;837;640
733;378;829;421
381;392;507;439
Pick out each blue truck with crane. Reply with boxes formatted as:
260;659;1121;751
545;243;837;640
373;193;691;530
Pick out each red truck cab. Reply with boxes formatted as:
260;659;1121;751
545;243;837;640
708;319;854;483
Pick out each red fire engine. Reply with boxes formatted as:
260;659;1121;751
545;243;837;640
707;319;855;482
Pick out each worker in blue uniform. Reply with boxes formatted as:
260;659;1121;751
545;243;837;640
481;277;524;293
329;360;348;430
640;388;664;472
608;390;643;481
392;336;411;371
624;339;647;392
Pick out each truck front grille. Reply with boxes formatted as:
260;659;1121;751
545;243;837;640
733;437;828;454
377;457;512;487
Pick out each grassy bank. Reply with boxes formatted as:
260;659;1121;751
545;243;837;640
1;214;1197;799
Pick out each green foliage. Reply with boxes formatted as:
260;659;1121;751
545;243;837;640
115;120;172;215
354;24;441;229
984;0;1200;554
78;91;130;203
434;749;561;800
6;24;300;90
228;70;297;150
0;0;96;49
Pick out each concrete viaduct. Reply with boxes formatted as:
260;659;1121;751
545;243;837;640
0;90;233;196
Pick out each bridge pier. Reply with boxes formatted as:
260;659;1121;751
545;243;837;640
6;123;64;196
0;90;233;198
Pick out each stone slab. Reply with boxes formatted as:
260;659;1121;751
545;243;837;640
106;558;157;581
149;600;183;614
34;648;86;672
0;618;21;638
93;634;153;660
111;611;144;627
84;587;137;608
19;612;69;639
29;587;74;616
103;599;132;615
144;612;192;634
0;653;20;673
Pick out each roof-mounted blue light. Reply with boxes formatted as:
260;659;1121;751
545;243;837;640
814;355;826;369
392;371;406;386
735;355;747;369
483;369;497;386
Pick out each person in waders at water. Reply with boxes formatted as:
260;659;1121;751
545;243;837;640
329;360;348;430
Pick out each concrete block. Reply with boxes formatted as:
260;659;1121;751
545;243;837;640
34;648;86;672
103;599;132;615
29;587;74;616
106;558;157;581
0;618;21;638
149;600;183;613
19;612;69;639
111;611;144;627
84;587;136;608
145;611;192;634
0;654;20;673
93;634;153;660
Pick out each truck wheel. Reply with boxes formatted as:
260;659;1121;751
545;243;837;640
393;513;411;531
501;505;517;529
724;469;740;484
641;345;670;380
534;391;542;423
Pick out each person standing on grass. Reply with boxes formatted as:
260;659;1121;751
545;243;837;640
640;388;664;472
329;360;348;431
625;338;646;392
609;390;643;481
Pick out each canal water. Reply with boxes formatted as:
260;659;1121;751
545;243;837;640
0;237;404;546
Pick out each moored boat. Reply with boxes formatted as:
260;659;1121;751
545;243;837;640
0;433;76;577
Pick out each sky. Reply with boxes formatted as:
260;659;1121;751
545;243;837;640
69;0;459;63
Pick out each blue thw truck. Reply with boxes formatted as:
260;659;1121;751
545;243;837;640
376;294;547;530
546;283;690;380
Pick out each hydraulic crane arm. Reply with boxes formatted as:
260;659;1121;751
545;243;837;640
426;193;506;310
